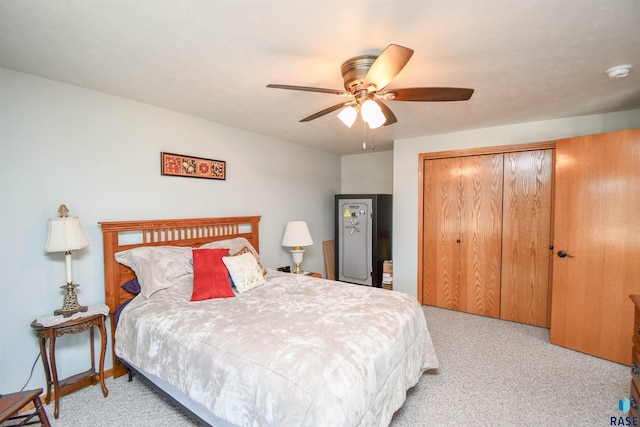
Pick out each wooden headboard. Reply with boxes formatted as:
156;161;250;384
99;215;261;377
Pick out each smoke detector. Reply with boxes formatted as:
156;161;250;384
606;65;633;79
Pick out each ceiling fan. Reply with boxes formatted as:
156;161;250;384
267;44;474;129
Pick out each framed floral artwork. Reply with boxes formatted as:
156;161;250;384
161;152;226;180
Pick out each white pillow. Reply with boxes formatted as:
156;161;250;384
222;252;265;293
114;246;193;299
199;237;258;256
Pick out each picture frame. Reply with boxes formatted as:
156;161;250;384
161;152;226;180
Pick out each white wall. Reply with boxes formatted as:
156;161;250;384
3;66;637;394
340;150;393;194
392;109;640;298
0;68;341;392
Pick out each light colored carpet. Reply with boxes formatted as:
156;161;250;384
392;306;628;426
47;305;629;426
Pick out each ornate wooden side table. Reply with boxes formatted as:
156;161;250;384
31;313;108;419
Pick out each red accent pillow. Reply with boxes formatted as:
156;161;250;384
191;248;235;301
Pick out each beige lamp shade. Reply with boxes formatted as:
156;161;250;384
282;221;313;274
281;221;313;248
45;216;90;253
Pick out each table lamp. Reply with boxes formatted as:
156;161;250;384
44;204;90;317
281;221;313;274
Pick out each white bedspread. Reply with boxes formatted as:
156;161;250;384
115;270;438;427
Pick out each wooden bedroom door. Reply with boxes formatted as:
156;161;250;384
422;154;503;318
549;128;640;365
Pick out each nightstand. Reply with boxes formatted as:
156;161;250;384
31;312;108;419
304;271;322;278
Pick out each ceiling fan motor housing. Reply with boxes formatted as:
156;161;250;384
341;55;377;98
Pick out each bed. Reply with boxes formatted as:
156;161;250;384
100;216;438;426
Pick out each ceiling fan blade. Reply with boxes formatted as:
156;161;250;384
300;102;349;122
382;87;474;102
267;84;350;96
374;100;397;126
364;44;414;91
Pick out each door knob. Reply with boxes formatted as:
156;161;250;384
557;250;574;258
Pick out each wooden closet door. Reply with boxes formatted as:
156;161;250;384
458;154;503;318
550;129;640;364
422;157;463;310
422;154;503;317
500;150;553;327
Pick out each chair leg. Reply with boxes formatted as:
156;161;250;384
33;394;51;427
0;389;50;427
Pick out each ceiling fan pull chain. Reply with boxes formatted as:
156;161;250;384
362;120;366;150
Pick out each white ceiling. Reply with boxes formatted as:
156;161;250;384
1;1;639;155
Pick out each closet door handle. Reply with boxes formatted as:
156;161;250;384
456;239;461;243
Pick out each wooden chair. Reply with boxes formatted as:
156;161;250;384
0;389;51;426
323;240;335;280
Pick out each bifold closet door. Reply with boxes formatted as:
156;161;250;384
500;150;553;327
423;154;503;318
423;158;463;310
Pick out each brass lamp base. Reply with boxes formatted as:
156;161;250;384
54;283;88;317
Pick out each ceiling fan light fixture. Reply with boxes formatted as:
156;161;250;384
337;105;358;128
361;99;386;129
367;113;386;129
